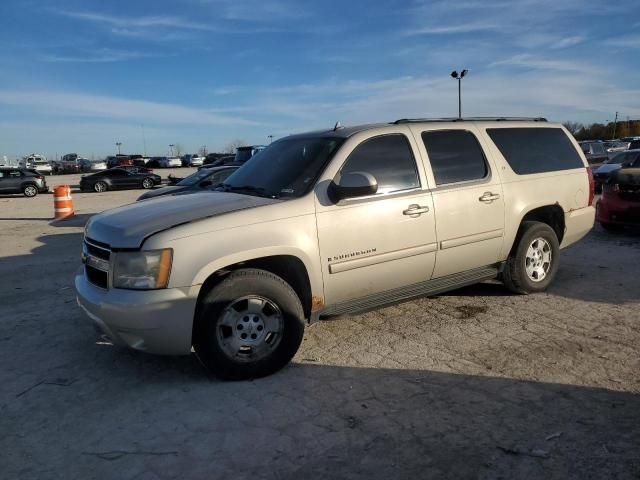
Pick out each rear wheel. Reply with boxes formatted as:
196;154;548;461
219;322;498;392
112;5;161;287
193;269;305;380
502;221;560;294
23;184;38;197
94;181;107;193
142;177;154;189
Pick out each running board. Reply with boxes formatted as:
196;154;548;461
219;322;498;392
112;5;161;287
320;265;500;317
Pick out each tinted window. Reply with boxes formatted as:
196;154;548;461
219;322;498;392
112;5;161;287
223;137;344;198
108;169;127;177
421;130;487;185
487;128;584;175
592;143;605;154
340;134;419;194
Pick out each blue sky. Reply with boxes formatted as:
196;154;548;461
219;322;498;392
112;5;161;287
1;0;639;159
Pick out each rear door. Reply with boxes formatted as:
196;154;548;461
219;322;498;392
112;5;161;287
410;126;505;278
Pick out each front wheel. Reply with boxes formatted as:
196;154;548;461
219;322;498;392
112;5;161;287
502;221;560;294
94;181;107;193
193;269;305;380
141;177;154;189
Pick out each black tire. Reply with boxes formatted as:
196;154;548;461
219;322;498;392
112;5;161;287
23;184;38;197
94;181;108;193
600;222;624;233
193;268;305;380
141;177;154;189
502;221;560;294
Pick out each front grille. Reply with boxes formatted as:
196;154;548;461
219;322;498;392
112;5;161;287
86;265;109;288
84;237;111;289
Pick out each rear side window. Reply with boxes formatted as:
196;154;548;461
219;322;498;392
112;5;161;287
487;128;584;174
421;130;488;185
341;134;420;194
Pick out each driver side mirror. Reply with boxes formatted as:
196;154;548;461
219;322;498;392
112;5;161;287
328;171;378;203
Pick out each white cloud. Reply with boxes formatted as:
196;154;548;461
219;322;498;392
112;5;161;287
0;90;261;126
55;10;214;31
405;22;499;35
489;54;592;73
551;35;585;49
41;48;157;63
604;35;640;48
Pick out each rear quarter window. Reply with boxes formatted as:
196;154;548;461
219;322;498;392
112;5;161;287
487;128;584;175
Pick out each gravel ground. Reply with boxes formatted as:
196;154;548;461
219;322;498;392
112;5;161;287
1;185;639;479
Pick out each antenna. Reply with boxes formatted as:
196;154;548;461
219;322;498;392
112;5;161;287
333;121;343;131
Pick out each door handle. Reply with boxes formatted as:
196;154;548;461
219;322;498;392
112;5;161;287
479;192;500;203
403;204;430;216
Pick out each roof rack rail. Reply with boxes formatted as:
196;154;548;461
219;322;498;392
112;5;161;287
393;117;547;124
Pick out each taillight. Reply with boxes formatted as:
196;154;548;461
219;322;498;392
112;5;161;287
587;167;594;206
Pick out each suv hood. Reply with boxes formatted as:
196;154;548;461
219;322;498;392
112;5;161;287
86;191;279;248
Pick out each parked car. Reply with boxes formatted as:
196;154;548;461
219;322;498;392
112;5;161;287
24;154;53;176
201;155;236;169
106;155;133;168
605;141;630;155
76;117;595;380
593;150;640;192
138;166;239;201
203;153;229;166
596;168;640;231
181;154;205;167
79;167;161;193
579;141;608;167
0;168;48;197
160;157;182;168
116;165;155;174
235;145;266;163
79;159;108;172
629;139;640;150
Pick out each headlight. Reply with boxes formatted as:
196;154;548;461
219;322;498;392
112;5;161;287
112;249;173;290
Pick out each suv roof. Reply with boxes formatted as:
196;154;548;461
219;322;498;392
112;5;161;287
286;117;551;140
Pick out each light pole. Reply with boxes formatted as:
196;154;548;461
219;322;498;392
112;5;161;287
169;144;175;156
115;142;122;155
450;69;468;119
268;135;274;144
612;111;618;140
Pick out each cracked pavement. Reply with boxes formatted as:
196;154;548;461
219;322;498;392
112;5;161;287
1;179;639;479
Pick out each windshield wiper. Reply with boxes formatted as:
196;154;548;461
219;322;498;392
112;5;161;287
220;184;277;198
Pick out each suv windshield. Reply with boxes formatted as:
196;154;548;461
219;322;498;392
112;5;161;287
177;169;217;186
222;137;344;198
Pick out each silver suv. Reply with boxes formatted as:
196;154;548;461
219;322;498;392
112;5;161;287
76;118;595;379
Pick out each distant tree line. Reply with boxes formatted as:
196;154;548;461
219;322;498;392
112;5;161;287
563;120;640;141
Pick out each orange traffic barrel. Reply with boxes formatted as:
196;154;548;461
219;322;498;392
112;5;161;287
53;185;75;219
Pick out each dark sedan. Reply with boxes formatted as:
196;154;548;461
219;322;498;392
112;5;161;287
80;168;161;193
137;165;238;201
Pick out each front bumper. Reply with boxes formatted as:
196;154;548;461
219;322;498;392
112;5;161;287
75;267;199;355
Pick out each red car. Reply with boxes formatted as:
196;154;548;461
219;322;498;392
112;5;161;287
596;168;640;231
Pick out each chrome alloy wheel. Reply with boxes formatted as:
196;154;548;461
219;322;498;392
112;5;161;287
525;237;552;282
216;296;284;362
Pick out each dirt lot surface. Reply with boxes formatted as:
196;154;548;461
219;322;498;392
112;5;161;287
1;182;639;479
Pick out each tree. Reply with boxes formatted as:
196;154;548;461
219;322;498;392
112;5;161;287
223;139;247;154
562;121;583;135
